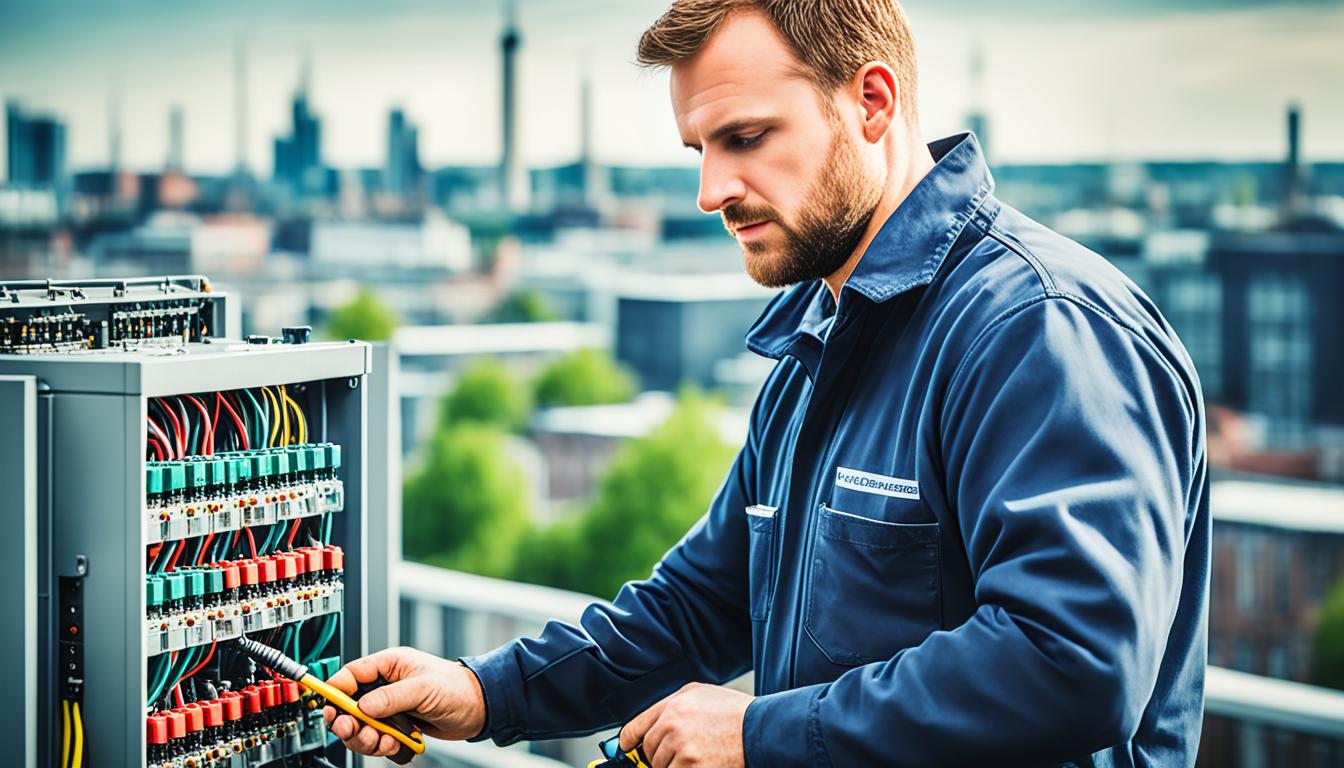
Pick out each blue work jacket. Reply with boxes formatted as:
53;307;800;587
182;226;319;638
463;133;1210;767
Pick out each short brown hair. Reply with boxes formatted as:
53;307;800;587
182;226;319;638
637;0;919;122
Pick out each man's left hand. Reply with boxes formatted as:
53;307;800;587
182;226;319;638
619;683;753;768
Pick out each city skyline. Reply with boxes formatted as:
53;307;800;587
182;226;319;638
2;0;1343;177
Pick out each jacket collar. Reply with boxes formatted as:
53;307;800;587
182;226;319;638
746;132;994;360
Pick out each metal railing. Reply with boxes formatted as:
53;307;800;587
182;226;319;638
396;561;1344;767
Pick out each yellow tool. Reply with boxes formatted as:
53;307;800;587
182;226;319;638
236;636;427;764
588;735;651;768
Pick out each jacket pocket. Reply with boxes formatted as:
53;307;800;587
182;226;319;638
804;503;940;665
746;505;777;621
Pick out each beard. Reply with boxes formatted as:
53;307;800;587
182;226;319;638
722;127;884;289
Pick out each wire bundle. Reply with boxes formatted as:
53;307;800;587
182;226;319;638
145;385;309;460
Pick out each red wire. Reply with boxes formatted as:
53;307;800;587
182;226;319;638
183;394;214;455
243;527;258;558
212;395;222;449
147;436;165;461
216;393;250;451
286;519;301;549
173;685;185;708
165;539;184;572
180;640;217;681
158;399;185;458
147;417;174;460
197;533;214;566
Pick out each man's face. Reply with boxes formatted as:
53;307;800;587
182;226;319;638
671;10;885;288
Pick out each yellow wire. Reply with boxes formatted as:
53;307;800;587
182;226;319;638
284;389;307;444
71;701;84;768
279;386;292;445
262;387;281;447
60;700;70;768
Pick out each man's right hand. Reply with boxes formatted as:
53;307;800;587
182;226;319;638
322;646;487;758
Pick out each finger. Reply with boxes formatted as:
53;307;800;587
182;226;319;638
329;713;358;740
646;717;674;768
345;721;384;755
327;647;406;694
620;694;672;751
323;705;335;726
357;676;428;719
376;732;402;757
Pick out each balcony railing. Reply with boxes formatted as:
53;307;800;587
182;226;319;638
397;561;1344;768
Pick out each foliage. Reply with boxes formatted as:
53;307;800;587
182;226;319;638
511;390;736;598
440;358;533;433
488;289;558;324
323;288;399;341
402;422;529;578
1313;578;1344;690
533;348;638;409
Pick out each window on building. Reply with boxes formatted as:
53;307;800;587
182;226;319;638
1247;272;1313;444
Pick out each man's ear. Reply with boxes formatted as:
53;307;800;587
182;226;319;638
854;62;898;144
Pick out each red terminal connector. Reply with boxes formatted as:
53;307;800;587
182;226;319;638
147;713;171;745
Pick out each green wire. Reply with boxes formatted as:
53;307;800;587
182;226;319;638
242;389;268;448
146;653;174;707
320;513;332;545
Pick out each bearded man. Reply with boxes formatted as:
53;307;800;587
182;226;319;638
328;1;1209;765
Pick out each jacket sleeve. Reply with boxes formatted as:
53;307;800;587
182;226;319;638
743;296;1201;765
460;419;760;745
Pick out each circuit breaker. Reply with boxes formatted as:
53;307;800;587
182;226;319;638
0;276;382;768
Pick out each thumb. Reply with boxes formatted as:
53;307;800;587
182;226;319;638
355;676;429;720
326;647;407;695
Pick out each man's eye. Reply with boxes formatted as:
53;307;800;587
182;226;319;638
730;130;768;149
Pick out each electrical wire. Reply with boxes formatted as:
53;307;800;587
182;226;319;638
60;699;70;768
70;701;83;768
279;385;292;445
216;392;249;451
146;418;173;461
172;397;193;456
282;386;307;444
183;394;214;455
241;388;268;448
261;387;282;446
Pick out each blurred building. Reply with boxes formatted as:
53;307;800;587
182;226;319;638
385;108;423;201
273;62;328;200
5;100;66;188
1209;477;1344;685
310;214;471;273
615;274;775;391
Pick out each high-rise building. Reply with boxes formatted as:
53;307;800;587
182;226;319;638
385;108;422;198
167;105;184;171
5;101;66;187
273;55;325;198
499;0;529;213
965;41;990;163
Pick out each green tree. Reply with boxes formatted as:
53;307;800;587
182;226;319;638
533;348;638;409
441;358;532;432
324;288;400;341
1313;579;1344;690
488;290;558;324
512;390;736;597
403;422;529;577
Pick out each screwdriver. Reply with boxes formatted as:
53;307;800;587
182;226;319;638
234;635;428;764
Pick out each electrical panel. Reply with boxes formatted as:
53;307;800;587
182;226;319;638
0;276;382;768
0;275;224;354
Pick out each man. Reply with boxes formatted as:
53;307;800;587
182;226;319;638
328;0;1210;765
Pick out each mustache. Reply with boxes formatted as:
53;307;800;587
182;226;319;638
721;204;780;231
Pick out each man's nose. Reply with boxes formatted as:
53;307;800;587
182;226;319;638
697;154;747;214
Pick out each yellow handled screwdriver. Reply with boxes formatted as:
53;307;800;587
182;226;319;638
235;635;427;764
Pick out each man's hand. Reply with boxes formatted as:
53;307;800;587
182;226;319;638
322;646;486;758
619;683;753;768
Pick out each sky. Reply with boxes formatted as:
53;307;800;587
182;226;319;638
1;0;1342;176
